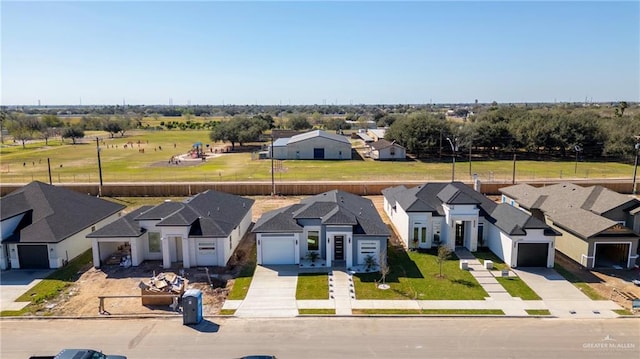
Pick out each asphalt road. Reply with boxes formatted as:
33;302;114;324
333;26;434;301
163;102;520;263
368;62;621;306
2;317;638;359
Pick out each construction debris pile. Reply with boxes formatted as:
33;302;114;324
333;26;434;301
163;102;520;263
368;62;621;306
139;272;187;306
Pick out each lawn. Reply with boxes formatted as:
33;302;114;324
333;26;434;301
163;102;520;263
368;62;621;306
1;129;636;183
553;264;605;300
526;309;552;316
472;248;510;271
1;249;93;316
296;273;329;300
353;247;488;300
227;242;257;300
299;309;336;315
352;309;504;315
496;277;541;300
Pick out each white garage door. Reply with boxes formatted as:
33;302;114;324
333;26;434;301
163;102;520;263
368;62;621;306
261;237;296;265
196;240;218;266
358;241;379;265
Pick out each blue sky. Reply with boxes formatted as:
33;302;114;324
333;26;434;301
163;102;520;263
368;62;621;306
2;1;639;105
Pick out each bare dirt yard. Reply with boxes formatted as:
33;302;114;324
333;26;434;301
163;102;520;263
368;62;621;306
43;195;640;316
47;195;303;317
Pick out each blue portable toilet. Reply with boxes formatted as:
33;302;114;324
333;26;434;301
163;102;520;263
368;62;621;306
182;289;203;325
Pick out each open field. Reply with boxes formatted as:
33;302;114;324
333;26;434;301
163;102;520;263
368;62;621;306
0;129;637;184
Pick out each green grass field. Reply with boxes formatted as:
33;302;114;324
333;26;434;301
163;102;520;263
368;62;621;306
0;129;636;183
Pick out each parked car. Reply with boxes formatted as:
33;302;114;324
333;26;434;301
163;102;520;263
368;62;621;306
29;349;126;359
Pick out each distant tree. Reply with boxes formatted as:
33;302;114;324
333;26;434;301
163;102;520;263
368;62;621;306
386;112;448;158
209;116;268;150
323;117;348;132
287;115;312;130
103;119;123;138
615;101;628;117
7;115;41;148
41;114;64;128
62;126;85;144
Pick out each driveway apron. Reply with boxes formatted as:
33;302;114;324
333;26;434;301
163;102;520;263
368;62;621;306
514;267;621;318
235;265;298;318
0;269;53;311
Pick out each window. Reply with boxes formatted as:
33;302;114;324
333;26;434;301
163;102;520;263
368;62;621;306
478;223;484;247
433;222;441;243
390;146;396;156
307;231;319;251
198;242;215;254
149;232;161;253
421;227;427;243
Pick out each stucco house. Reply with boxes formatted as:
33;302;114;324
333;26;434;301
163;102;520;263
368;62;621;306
252;190;389;268
88;190;254;269
500;182;640;269
270;130;352;160
383;182;559;268
0;181;125;270
368;139;406;161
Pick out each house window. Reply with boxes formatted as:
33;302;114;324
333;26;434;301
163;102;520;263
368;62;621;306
307;231;319;251
91;226;96;232
478;223;484;247
433;222;441;243
421;227;427;243
149;232;161;253
390;147;395;156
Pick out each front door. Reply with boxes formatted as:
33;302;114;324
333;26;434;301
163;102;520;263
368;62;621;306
455;222;464;247
334;235;344;260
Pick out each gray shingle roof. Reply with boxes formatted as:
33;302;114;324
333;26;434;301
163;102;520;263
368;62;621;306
500;182;640;239
0;181;125;243
254;190;389;236
87;206;152;238
370;139;404;151
384;182;552;236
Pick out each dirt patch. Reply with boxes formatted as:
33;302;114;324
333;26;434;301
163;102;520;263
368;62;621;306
46;195;303;317
555;253;640;311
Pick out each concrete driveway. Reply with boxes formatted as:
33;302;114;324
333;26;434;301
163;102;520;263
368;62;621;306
234;265;298;317
514;267;621;318
0;269;53;311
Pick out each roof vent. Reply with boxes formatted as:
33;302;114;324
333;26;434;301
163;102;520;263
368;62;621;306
207;211;211;217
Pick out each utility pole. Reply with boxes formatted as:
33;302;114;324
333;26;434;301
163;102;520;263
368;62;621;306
633;143;640;195
47;158;52;185
446;137;457;182
271;134;275;196
512;152;517;184
96;137;103;197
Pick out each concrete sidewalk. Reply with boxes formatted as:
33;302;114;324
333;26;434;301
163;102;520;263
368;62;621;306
222;260;624;318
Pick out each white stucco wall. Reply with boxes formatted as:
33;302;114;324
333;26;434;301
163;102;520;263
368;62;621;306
287;137;352;160
49;212;122;269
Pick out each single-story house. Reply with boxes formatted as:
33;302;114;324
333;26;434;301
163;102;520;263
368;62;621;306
88;190;254;269
368;139;406;161
383;182;559;268
269;130;352;160
367;128;387;141
500;182;640;269
252;190;389;268
0;181;125;270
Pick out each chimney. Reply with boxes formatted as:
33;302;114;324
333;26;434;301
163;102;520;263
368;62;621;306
473;173;481;192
